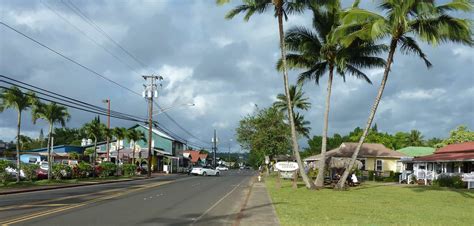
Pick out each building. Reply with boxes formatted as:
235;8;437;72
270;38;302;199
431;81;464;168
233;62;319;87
183;150;208;166
399;142;474;186
304;142;407;174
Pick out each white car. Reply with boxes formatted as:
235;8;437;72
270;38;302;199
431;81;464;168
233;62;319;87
216;166;229;171
191;166;220;176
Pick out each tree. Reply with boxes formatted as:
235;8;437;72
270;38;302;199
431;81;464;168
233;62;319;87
113;127;128;170
83;116;106;177
440;125;474;146
102;127;113;161
33;102;70;180
126;129;146;165
337;0;473;189
273;84;312;138
0;86;38;182
52;128;85;146
17;135;33;151
281;2;386;187
39;129;44;148
408;130;424;146
220;0;314;189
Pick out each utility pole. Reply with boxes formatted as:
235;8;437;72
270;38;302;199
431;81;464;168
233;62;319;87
228;139;232;166
103;99;110;161
212;129;218;168
143;75;162;178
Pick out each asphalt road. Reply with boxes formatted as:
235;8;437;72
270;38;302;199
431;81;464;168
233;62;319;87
0;169;256;226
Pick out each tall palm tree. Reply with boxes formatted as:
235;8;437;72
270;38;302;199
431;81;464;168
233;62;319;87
83;116;105;178
273;85;312;137
113;127;128;172
0;86;37;182
126;129;146;165
32;102;70;180
17;135;33;150
220;0;316;189
102;127;113;161
280;2;387;187
336;0;473;189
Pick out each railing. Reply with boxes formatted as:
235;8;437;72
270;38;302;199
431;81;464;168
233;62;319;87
462;172;474;189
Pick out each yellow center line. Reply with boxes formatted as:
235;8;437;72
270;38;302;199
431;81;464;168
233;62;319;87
0;181;172;225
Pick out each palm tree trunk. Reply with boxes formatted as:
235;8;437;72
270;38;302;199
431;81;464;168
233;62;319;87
15;110;22;183
335;39;398;190
277;6;315;189
132;141;136;165
47;123;53;180
314;67;334;187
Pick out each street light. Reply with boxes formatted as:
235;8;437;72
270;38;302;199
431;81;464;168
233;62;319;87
152;103;195;116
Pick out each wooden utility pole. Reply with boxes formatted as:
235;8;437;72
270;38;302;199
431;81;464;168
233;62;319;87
143;75;162;178
103;99;111;161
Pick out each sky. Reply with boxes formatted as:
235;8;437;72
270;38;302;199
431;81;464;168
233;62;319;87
0;0;473;151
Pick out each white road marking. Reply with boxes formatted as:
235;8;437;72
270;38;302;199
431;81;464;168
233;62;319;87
191;181;243;225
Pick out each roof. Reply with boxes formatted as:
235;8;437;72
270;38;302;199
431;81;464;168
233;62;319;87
396;146;436;157
183;150;208;163
305;142;406;161
413;142;474;162
139;125;175;141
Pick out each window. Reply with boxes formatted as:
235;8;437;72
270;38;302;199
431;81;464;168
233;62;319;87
376;160;383;171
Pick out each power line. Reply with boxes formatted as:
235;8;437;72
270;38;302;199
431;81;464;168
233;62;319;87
0;21;142;97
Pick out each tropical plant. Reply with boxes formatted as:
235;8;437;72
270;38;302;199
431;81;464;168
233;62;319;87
221;0;315;189
102;127;113;162
32;102;70;180
408;130;424;146
126;129;146;165
98;162;117;178
280;2;387;188
0;86;38;182
21;163;39;181
83;116;106;177
113;127;128;164
293;112;311;138
336;0;473;189
273;85;312;138
0;159;14;185
51;163;71;180
122;164;137;177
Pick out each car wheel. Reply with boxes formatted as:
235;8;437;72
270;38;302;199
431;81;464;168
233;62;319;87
202;172;207;176
216;172;220;176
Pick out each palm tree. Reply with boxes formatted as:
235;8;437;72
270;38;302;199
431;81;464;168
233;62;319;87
113;127;128;173
280;2;387;187
336;0;473;189
17;135;33;150
220;0;315;189
0;86;37;182
408;130;424;146
83;117;105;178
126;129;146;165
273;85;312;137
32;102;70;180
102;127;113;161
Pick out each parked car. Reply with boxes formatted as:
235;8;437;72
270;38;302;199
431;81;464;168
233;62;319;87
39;161;49;171
36;168;48;180
191;166;220;176
216;165;229;171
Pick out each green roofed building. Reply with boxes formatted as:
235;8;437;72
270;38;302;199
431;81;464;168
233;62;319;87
397;146;435;157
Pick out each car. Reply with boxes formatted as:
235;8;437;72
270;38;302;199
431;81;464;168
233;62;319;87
216;166;229;171
39;161;49;171
191;166;220;176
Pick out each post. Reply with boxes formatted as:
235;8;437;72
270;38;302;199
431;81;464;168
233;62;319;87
104;99;110;161
213;129;217;168
143;75;162;178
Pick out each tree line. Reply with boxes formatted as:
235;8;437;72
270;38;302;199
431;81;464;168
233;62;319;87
222;0;473;190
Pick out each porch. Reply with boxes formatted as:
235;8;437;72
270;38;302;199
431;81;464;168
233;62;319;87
399;161;474;187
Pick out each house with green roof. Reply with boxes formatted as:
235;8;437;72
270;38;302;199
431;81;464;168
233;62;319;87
397;146;436;157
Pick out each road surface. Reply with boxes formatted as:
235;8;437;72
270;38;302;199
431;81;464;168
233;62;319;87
0;170;255;226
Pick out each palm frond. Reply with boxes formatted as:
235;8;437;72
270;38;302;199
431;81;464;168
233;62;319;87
297;62;328;85
398;35;432;68
343;64;372;84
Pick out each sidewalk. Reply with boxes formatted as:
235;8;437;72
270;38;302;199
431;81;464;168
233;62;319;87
0;172;176;195
237;179;280;226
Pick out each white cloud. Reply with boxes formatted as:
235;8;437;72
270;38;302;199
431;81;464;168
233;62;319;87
397;88;446;100
211;36;233;48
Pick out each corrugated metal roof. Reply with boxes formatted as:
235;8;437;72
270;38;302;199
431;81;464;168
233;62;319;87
396;146;436;157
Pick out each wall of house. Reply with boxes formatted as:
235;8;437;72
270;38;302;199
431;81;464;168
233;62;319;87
365;158;399;172
119;126;173;154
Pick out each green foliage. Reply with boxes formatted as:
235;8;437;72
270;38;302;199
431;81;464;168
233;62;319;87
21;163;39;181
73;162;92;178
69;152;80;160
0;160;14;185
122;164;137;176
433;175;465;189
236;107;291;168
52;164;71;180
307;168;318;179
52;127;86;146
438;125;474;147
98;162;116;178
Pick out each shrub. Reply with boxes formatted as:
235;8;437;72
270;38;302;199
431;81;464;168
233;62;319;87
21;163;40;181
99;162;116;178
433;175;465;189
307;168;318;179
76;162;92;178
0;160;14;185
122;164;137;176
52;164;71;180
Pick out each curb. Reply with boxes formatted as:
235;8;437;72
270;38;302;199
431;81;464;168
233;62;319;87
0;174;177;196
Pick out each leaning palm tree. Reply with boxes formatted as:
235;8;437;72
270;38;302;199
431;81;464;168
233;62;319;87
126;129;146;165
0;86;37;182
83;116;105;178
32;102;70;180
220;0;315;189
336;0;473;189
280;2;387;187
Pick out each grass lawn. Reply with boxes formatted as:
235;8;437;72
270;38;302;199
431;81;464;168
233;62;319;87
266;176;474;226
